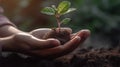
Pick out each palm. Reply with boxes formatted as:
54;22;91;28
30;28;89;42
29;28;90;58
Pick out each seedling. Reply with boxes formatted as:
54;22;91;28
41;1;76;32
40;1;77;44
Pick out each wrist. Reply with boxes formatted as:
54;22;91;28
0;36;15;51
0;25;24;37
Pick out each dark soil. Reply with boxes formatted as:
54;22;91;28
1;47;120;67
43;29;71;44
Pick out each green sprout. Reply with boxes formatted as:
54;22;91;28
41;1;76;32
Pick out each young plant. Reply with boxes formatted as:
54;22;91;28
41;1;76;32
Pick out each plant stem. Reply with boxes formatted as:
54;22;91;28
55;14;61;32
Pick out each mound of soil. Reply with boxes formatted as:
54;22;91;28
1;47;120;67
43;29;71;44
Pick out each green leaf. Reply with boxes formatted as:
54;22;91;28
57;1;71;14
41;7;55;15
61;18;71;24
63;8;76;14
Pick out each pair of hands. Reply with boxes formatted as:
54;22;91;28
3;28;90;58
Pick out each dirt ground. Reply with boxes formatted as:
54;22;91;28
0;47;120;67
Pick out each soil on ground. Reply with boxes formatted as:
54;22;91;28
0;47;120;67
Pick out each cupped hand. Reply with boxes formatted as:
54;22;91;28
2;33;60;52
28;28;90;58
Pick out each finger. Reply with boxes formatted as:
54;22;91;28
75;29;90;43
27;36;61;50
29;30;90;58
33;30;90;58
62;36;81;51
30;36;80;58
14;33;60;50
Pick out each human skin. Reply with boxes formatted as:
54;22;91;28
0;25;90;58
0;0;90;58
29;28;90;58
0;25;61;51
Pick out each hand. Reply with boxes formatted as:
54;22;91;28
29;28;90;58
1;33;60;52
1;28;90;58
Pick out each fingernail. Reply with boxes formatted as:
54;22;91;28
81;30;91;37
74;36;81;40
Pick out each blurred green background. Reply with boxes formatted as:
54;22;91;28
1;0;120;48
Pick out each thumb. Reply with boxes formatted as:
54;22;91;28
14;33;60;50
24;36;61;50
27;37;61;49
42;38;61;48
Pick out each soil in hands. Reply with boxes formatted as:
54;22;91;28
43;28;71;44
